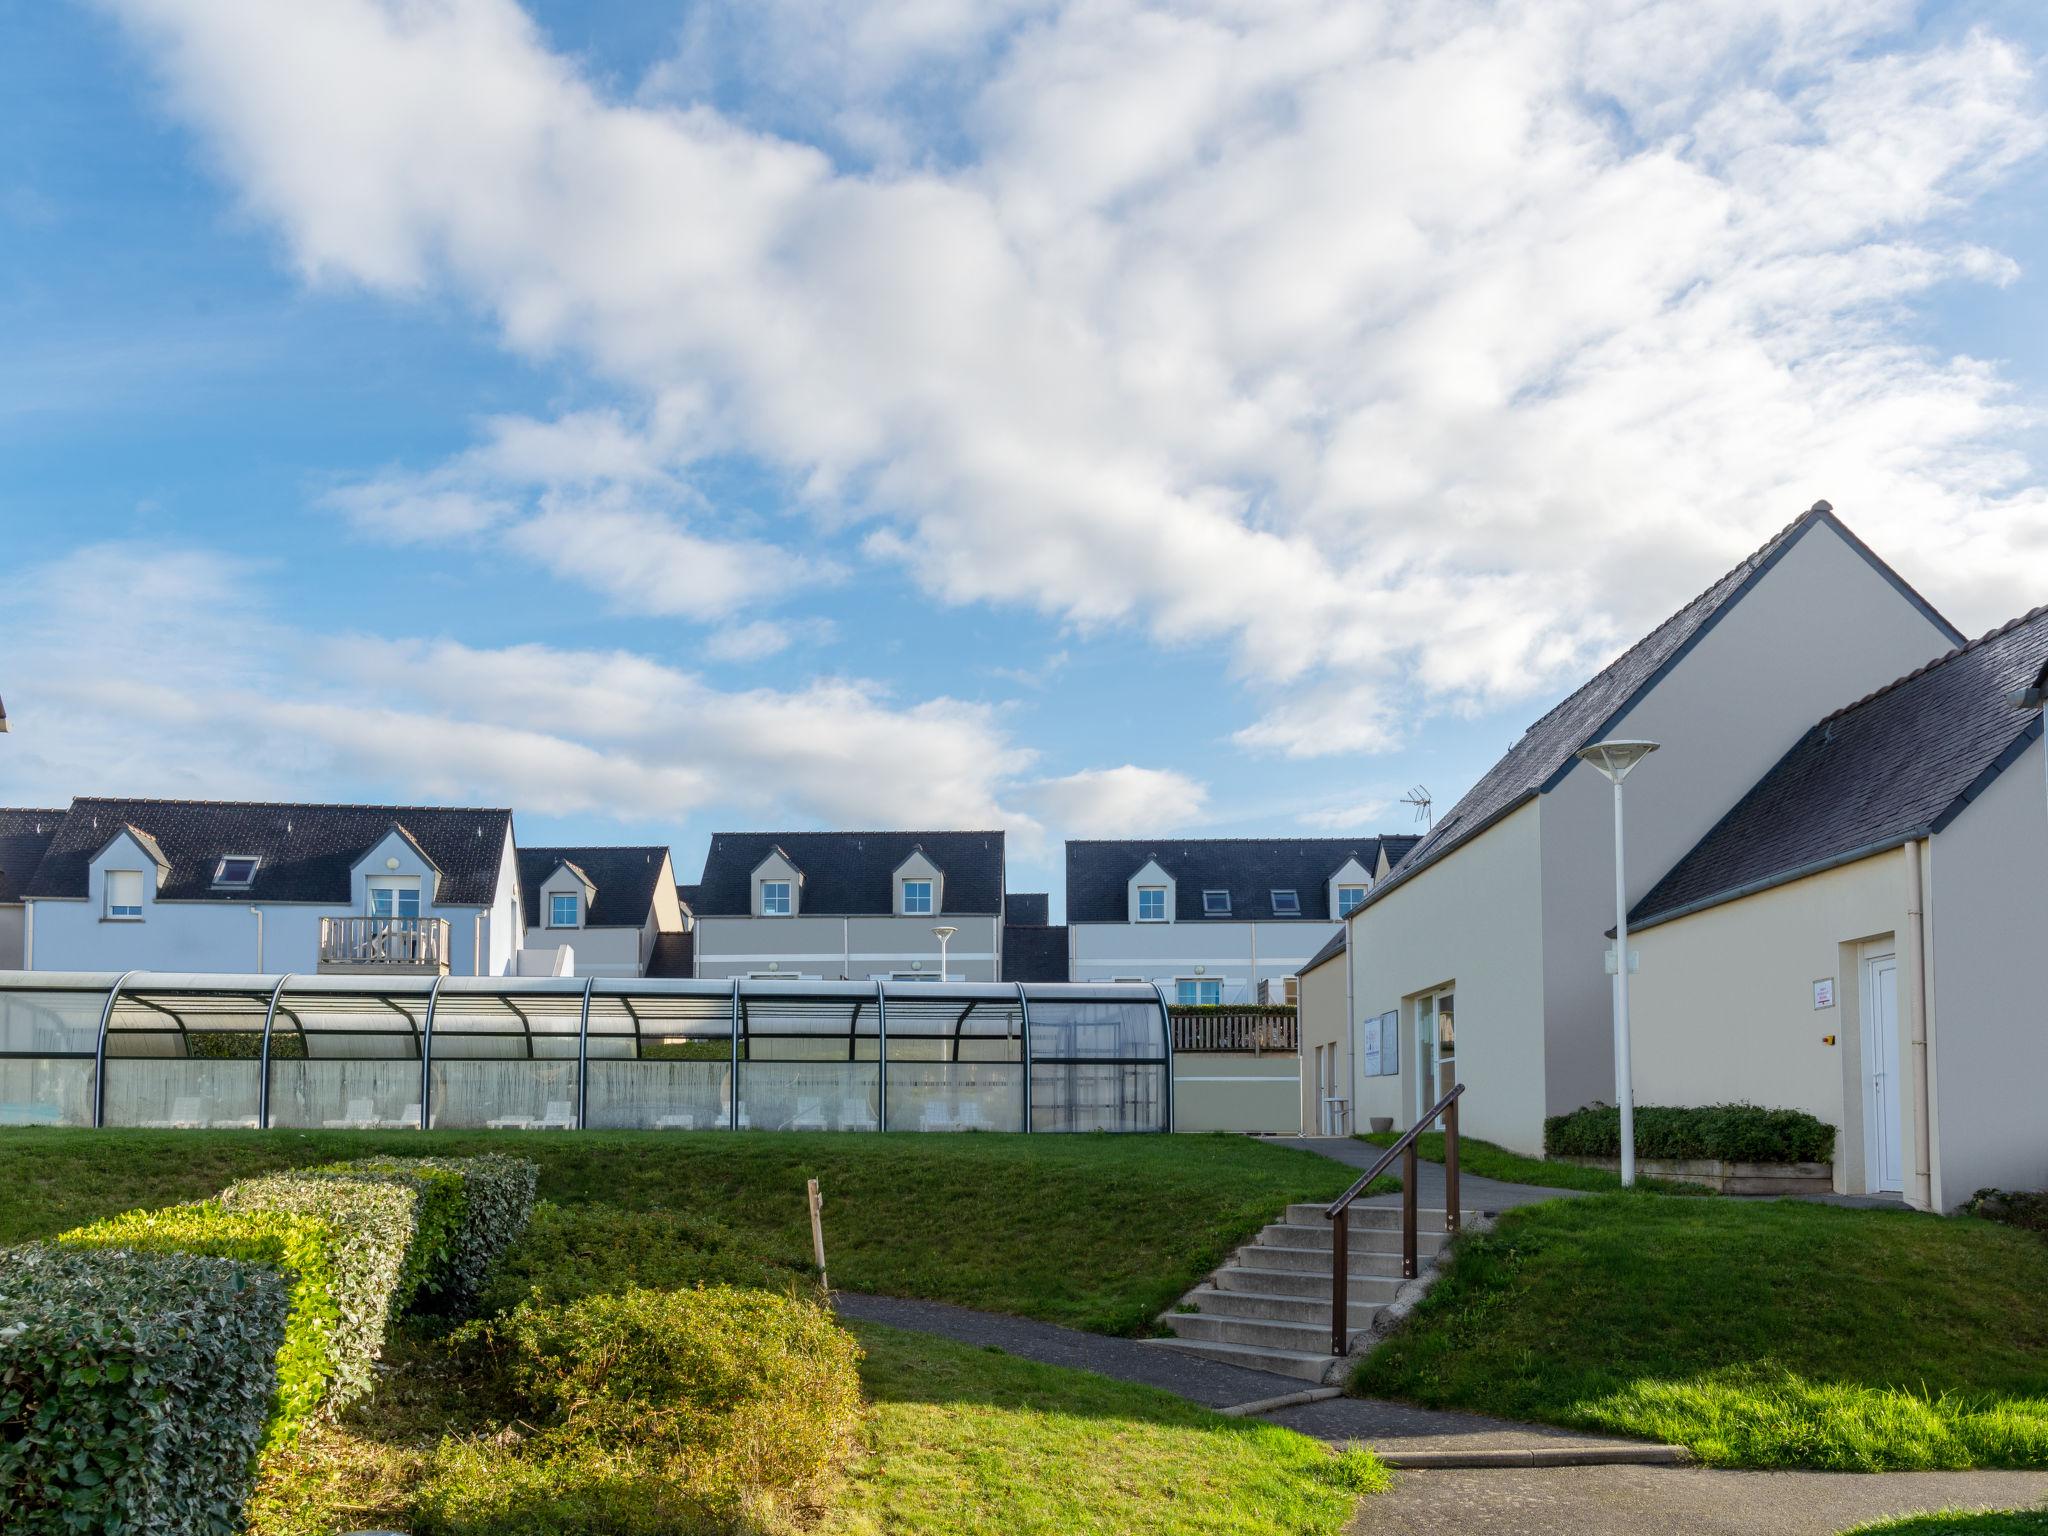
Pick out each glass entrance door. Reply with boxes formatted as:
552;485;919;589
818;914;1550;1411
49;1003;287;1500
1412;987;1455;1122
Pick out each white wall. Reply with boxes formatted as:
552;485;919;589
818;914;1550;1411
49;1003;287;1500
1627;851;1907;1195
1347;800;1549;1151
1927;735;2048;1207
694;914;1002;981
1070;919;1342;1001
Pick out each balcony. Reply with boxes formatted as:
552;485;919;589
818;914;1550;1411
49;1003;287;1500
318;916;451;976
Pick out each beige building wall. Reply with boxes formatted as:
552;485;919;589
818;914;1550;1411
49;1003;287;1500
1297;949;1346;1132
1347;800;1550;1152
1175;1052;1301;1134
1628;851;1909;1196
1926;734;2048;1206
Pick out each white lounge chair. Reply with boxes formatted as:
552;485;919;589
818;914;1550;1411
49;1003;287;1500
210;1115;260;1130
486;1113;535;1129
535;1101;576;1131
654;1112;696;1130
143;1097;207;1130
789;1096;828;1131
956;1101;990;1131
382;1103;422;1129
322;1098;379;1130
839;1097;878;1132
920;1101;957;1132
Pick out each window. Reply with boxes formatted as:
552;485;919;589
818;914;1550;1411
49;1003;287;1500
549;892;580;927
1136;886;1167;922
890;970;942;982
760;880;793;916
1202;889;1231;916
368;881;421;919
1176;977;1222;1006
901;879;934;916
106;869;144;920
212;855;260;889
1336;884;1367;916
1270;888;1300;916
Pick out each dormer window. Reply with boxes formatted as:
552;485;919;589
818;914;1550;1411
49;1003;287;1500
1270;888;1300;916
901;879;934;916
212;855;260;890
106;870;144;920
1337;884;1367;916
761;880;793;916
1137;886;1167;922
1202;889;1231;916
549;892;581;928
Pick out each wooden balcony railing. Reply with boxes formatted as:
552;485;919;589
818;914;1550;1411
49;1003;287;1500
1168;1007;1298;1053
319;916;451;971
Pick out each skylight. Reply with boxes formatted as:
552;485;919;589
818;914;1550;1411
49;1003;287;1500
1202;889;1231;916
1270;888;1300;915
212;855;260;889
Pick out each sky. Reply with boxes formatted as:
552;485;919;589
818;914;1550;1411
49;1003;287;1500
3;0;2046;913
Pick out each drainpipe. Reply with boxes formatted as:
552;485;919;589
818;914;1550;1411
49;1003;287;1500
1903;840;1933;1211
249;907;264;973
474;912;484;976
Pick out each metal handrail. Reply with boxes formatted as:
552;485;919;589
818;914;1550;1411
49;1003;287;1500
1324;1080;1464;1355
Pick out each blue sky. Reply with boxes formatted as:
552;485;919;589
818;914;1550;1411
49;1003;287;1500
4;1;2046;913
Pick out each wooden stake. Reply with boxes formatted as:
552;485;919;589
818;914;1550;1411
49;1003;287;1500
807;1177;828;1291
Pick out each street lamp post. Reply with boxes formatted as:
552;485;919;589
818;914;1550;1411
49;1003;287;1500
1574;738;1660;1188
932;926;958;982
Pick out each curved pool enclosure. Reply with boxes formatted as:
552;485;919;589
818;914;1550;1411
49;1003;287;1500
0;973;1173;1134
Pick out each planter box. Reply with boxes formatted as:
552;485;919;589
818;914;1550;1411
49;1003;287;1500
1555;1154;1833;1195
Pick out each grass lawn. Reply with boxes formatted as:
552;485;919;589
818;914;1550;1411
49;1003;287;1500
0;1127;1355;1334
244;1315;1383;1536
1355;1195;2048;1470
1356;1130;1705;1194
1844;1514;2048;1534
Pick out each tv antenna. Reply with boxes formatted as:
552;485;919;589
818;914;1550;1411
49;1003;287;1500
1400;784;1433;830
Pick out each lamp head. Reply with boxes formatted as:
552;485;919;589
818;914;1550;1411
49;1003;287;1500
2005;660;2048;712
932;925;958;941
1575;738;1660;784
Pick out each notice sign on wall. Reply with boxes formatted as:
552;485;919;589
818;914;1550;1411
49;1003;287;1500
1813;977;1836;1010
1362;1023;1381;1077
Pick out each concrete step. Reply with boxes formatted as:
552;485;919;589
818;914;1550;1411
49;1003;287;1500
1163;1311;1358;1355
1233;1242;1414;1277
1211;1264;1405;1303
1283;1204;1477;1229
1256;1222;1449;1255
1142;1334;1340;1384
1178;1285;1383;1327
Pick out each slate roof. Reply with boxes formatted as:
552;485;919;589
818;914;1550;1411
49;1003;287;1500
0;810;63;905
1003;923;1069;983
1065;838;1387;923
675;883;701;915
1378;834;1422;870
692;831;1005;916
22;798;514;906
1299;926;1348;975
1369;503;1961;909
1005;892;1050;926
519;846;671;929
645;930;695;978
1632;605;2048;929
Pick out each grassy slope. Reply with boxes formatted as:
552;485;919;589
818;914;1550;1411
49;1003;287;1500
1845;1515;2048;1534
1356;1130;1705;1194
0;1127;1353;1333
1356;1195;2048;1470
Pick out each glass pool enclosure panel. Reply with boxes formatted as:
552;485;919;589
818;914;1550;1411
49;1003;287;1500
0;973;1173;1133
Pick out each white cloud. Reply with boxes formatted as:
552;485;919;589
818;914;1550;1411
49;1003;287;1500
1295;799;1397;833
701;617;836;663
1019;765;1208;837
103;0;2048;754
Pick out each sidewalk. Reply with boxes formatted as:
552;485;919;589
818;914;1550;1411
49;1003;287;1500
1267;1135;1587;1210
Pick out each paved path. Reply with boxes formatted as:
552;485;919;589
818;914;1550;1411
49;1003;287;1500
1348;1463;2048;1534
1266;1135;1586;1211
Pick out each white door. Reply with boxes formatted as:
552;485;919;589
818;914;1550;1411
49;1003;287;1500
1862;953;1903;1193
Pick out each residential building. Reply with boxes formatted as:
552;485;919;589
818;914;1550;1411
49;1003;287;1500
1626;606;2048;1209
1001;892;1069;983
1296;927;1349;1134
0;809;63;969
19;798;523;976
688;831;1006;981
1335;503;1965;1155
517;845;691;978
1065;837;1410;1003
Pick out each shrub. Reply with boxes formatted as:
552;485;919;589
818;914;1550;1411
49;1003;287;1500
1966;1188;2048;1237
1544;1102;1836;1164
321;1154;537;1309
0;1243;288;1534
418;1285;863;1534
60;1204;346;1443
219;1174;417;1390
184;1030;306;1060
294;1163;467;1310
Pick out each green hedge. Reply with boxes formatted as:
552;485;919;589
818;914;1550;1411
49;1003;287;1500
0;1244;288;1536
322;1154;537;1308
218;1174;417;1397
1544;1103;1836;1164
60;1205;350;1444
297;1162;467;1309
184;1030;306;1061
417;1285;862;1534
